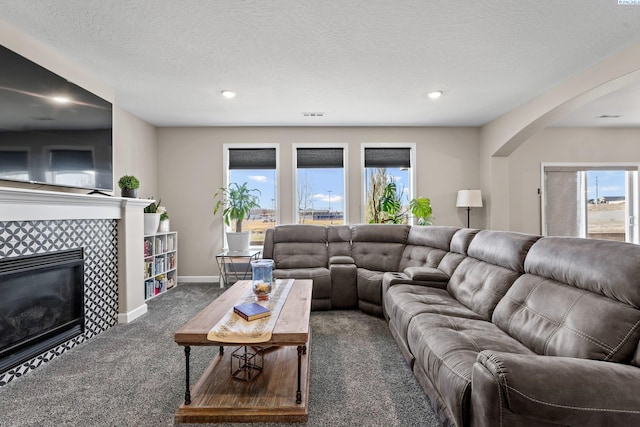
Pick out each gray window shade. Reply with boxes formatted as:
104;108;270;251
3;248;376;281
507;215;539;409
364;147;410;168
545;170;582;236
50;150;94;171
229;148;276;169
296;148;343;168
0;151;28;172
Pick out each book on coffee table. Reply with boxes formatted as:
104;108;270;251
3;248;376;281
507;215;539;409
233;302;271;321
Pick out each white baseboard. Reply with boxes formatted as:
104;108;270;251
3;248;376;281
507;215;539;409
118;303;148;324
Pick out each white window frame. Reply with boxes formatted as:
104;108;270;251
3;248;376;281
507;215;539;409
541;162;640;243
361;142;417;224
222;143;280;242
292;143;348;224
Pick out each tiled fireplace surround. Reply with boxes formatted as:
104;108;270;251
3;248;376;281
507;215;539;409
0;187;150;385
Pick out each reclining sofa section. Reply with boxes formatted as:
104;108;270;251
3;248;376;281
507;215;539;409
262;224;640;426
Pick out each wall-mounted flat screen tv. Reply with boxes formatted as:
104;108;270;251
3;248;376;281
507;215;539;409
0;44;113;192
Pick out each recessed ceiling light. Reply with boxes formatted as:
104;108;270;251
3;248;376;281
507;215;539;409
427;91;443;100
220;90;236;99
51;96;71;104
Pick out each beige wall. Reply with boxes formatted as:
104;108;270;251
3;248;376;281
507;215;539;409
112;107;158;198
157;126;481;277
507;127;640;234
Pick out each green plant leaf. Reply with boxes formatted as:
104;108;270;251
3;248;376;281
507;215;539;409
213;182;261;232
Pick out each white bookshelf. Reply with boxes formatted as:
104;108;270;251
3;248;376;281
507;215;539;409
144;231;178;300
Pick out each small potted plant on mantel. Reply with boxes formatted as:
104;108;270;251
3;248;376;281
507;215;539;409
213;182;261;252
118;175;140;198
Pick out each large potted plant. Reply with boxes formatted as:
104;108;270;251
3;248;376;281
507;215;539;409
213;182;261;252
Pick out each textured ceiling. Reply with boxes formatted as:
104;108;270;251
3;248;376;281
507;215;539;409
1;1;640;127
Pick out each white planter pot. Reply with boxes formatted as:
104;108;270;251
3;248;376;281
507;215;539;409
158;219;170;232
226;231;251;252
144;213;161;235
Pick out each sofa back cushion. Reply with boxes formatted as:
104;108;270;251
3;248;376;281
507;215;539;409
351;224;409;272
446;231;541;320
397;226;459;271
328;225;352;258
492;236;640;362
493;274;640;362
467;230;541;273
405;225;459;249
271;225;328;269
524;237;640;308
450;228;479;255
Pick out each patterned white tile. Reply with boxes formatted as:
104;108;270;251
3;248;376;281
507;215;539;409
0;219;118;386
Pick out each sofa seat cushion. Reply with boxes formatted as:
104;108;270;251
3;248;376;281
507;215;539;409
273;267;331;301
386;284;483;345
356;268;384;305
407;313;535;427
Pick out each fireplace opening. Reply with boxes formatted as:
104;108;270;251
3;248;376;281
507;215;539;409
0;249;84;373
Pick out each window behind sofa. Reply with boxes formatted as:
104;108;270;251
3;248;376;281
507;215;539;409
542;163;639;243
294;145;347;225
224;145;278;247
362;143;416;224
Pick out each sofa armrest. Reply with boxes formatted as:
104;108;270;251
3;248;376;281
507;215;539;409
329;261;357;309
329;255;355;265
403;266;449;282
471;350;640;427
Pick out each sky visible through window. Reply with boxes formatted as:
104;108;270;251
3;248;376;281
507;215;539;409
586;170;625;201
230;166;410;214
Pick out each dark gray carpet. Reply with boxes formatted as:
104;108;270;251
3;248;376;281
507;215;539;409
0;283;440;427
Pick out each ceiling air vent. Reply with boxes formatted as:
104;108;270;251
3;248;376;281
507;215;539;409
302;112;324;117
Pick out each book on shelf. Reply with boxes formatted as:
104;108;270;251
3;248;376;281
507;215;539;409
144;239;153;257
144;260;153;278
145;279;154;299
233;302;271;321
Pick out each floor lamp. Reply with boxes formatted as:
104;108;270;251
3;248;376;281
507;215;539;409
456;190;483;228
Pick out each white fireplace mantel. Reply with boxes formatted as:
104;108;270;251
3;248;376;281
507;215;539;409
0;186;152;221
0;186;152;324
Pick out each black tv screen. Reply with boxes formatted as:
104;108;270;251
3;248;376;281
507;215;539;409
0;44;113;192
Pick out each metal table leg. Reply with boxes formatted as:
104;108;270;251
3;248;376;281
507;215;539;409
296;345;303;404
184;346;191;405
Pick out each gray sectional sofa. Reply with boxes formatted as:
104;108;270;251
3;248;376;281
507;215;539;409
262;224;640;426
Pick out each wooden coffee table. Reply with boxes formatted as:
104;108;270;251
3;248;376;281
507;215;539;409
173;279;312;423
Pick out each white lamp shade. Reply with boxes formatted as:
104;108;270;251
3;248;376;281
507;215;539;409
456;190;483;208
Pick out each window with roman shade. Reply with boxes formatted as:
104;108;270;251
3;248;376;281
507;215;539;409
362;144;415;224
225;145;278;245
295;146;346;224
